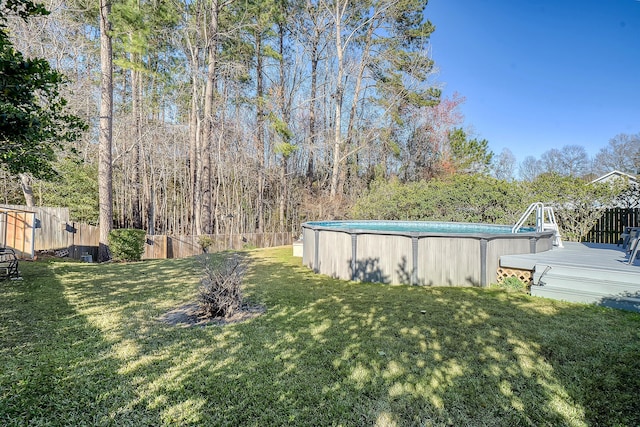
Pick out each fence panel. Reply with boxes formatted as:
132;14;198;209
586;208;640;244
68;222;100;260
143;235;168;260
0;209;36;258
1;205;71;250
166;235;201;259
147;232;295;260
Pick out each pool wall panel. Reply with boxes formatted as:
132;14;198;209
486;237;532;285
536;237;553;252
417;237;481;286
355;234;413;284
302;227;315;269
317;230;351;279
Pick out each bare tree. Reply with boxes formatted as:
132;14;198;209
519;156;542;182
492;148;516;181
98;0;113;262
538;145;590;178
593;133;640;176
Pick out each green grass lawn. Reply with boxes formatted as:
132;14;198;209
1;247;639;426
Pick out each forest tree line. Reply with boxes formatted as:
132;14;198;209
1;0;639;239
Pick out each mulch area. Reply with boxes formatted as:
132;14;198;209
158;302;265;328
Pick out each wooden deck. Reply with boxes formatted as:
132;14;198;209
500;242;640;312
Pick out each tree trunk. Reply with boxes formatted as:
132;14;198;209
201;0;219;234
187;38;201;234
342;21;374;193
307;31;318;189
98;0;113;262
131;61;143;229
19;174;35;207
277;22;290;232
255;31;265;232
330;0;346;199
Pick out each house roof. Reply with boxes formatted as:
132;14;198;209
591;170;638;185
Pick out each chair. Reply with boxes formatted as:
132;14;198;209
621;227;639;250
0;248;21;280
628;233;640;265
626;228;640;265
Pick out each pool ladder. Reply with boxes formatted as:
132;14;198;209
512;202;563;247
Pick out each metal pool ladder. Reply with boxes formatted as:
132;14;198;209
512;202;563;247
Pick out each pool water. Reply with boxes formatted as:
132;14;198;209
306;221;536;235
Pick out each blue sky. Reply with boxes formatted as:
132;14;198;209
426;0;640;165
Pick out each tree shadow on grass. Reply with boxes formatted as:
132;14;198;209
0;260;161;425
3;249;639;425
239;248;640;426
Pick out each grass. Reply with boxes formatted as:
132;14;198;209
1;247;639;426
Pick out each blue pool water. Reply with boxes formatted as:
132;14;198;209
306;221;536;234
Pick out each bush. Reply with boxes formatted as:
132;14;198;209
108;229;146;261
198;235;213;253
353;175;523;224
525;173;628;242
494;277;528;293
197;255;245;319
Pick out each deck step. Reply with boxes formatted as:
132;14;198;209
533;263;639;285
500;242;639;312
531;263;640;312
531;284;640;312
533;271;640;296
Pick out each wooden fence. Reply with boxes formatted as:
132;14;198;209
1;204;294;260
143;232;294;259
0;208;37;258
1;205;70;251
585;208;640;244
0;205;98;259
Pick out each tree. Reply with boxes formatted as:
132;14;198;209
593;133;640;176
539;145;590;178
3;0;518;240
0;0;85;179
108;0;181;233
492;148;516;181
526;173;626;242
518;155;542;181
329;0;439;198
403;94;464;180
35;159;99;224
98;0;114;262
558;144;590;177
447;128;493;174
291;0;331;188
241;0;282;231
353;174;523;225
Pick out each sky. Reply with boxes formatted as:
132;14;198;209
426;0;640;165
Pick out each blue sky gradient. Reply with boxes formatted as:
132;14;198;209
427;0;640;164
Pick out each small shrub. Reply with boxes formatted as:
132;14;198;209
198;235;214;253
108;229;146;261
495;277;528;293
197;255;245;319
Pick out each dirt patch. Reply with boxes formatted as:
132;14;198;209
158;302;265;328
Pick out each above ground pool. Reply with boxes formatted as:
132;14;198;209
301;220;555;287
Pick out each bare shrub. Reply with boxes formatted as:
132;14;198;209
197;255;245;319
